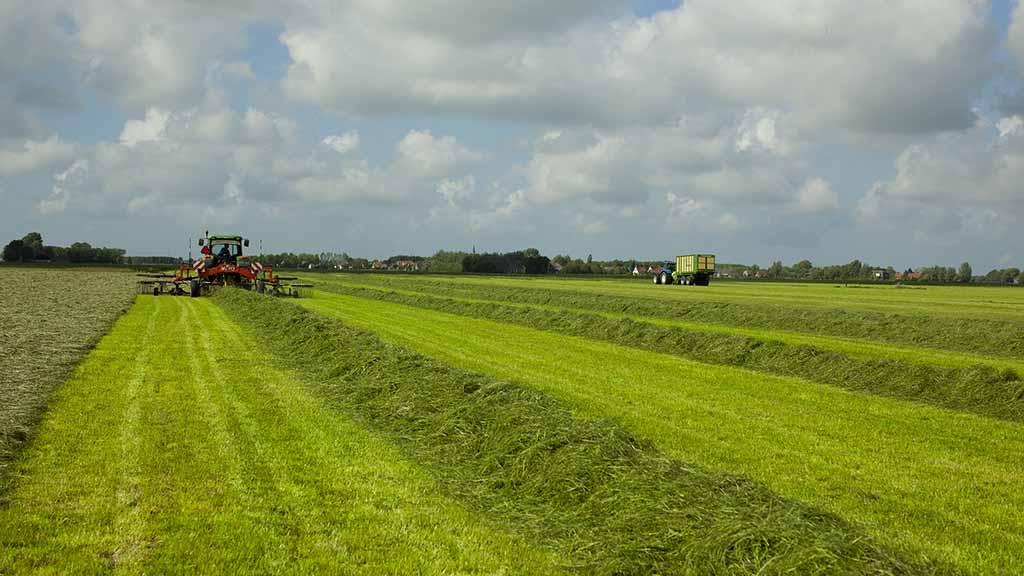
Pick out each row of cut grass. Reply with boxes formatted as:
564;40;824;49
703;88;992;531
305;283;1024;423
312;275;1024;372
310;274;1024;359
0;267;135;484
295;290;1024;575
343;273;1024;321
0;295;558;574
214;289;932;575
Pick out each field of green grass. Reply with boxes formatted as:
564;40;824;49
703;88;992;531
351;273;1024;321
0;296;557;574
305;276;1024;422
309;274;1024;358
4;268;1023;574
0;267;135;482
294;283;1024;574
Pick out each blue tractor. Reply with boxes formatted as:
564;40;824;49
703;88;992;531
654;254;715;286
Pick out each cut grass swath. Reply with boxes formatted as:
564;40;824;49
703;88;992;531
309;283;1024;423
0;267;135;485
0;296;558;574
295;290;1024;575
338;272;1024;321
214;288;937;575
313;275;1024;373
323;274;1024;359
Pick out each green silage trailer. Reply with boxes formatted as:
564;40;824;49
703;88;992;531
653;254;715;285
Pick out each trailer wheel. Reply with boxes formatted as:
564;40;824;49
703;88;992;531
152;286;159;296
189;279;201;298
256;280;265;294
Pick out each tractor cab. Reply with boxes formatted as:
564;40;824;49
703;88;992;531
200;235;249;266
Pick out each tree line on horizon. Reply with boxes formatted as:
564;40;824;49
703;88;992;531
3;232;1020;284
2;232;125;264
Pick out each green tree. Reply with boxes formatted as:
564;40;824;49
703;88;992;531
21;232;43;252
768;260;783;278
3;240;25;262
793;259;813;278
957;262;973;283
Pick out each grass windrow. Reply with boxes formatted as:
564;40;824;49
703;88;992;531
0;267;136;484
308;280;1024;422
216;288;938;575
296;288;1024;574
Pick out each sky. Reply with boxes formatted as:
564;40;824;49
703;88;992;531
2;0;1023;270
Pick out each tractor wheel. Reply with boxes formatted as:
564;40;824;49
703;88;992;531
190;279;201;298
661;272;671;285
653;273;660;285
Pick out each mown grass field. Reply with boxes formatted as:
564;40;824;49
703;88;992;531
0;295;559;574
310;274;1024;372
293;274;1024;574
306;276;1024;422
3;268;1023;574
0;267;135;482
349;273;1024;321
309;274;1024;358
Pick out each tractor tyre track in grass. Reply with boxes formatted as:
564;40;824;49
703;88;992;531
0;295;559;574
295;290;1024;575
307;281;1024;423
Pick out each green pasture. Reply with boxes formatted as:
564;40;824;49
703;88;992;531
0;296;557;574
302;282;1024;422
306;274;1024;359
219;289;923;574
309;275;1024;373
297;291;1024;575
352;273;1024;321
0;267;135;482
